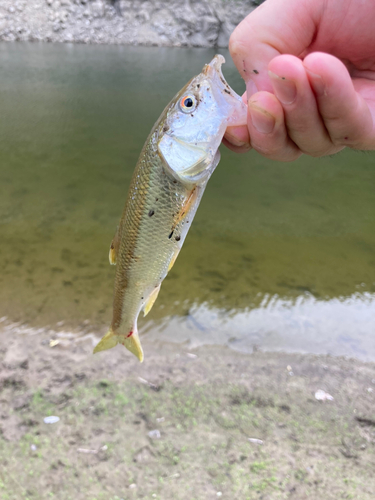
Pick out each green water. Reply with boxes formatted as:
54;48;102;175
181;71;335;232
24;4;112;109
0;43;374;359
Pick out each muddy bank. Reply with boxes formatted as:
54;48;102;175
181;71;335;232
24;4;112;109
0;326;374;499
0;0;257;47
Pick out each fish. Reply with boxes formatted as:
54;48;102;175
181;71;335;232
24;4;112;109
94;55;247;361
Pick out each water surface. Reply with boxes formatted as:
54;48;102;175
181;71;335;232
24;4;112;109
0;43;374;359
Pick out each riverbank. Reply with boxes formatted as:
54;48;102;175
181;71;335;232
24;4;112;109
0;0;256;47
1;326;374;499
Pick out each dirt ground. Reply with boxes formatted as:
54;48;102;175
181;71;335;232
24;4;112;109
0;326;374;500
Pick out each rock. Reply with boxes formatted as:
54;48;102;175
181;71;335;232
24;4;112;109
147;429;161;439
315;389;334;401
43;415;60;424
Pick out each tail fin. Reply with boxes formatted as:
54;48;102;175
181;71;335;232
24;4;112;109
119;330;144;363
93;329;119;353
93;328;144;362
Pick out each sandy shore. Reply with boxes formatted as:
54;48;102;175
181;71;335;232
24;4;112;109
0;326;374;499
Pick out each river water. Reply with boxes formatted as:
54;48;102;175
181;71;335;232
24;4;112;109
0;43;374;360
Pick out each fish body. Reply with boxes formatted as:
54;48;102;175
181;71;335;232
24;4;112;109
94;55;247;361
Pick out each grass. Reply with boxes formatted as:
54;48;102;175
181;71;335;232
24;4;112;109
1;343;375;499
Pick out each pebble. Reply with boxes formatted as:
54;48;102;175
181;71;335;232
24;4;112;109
315;390;334;401
148;429;161;439
43;416;60;424
248;438;263;445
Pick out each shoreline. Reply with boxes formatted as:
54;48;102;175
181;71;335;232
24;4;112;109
1;324;374;498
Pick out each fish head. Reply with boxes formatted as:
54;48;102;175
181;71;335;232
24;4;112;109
158;55;247;185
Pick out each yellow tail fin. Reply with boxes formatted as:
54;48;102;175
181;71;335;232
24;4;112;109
93;328;144;362
93;329;118;353
120;331;144;362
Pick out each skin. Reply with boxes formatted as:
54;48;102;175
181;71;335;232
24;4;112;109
224;0;375;161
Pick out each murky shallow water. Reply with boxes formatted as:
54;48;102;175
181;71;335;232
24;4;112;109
0;43;374;360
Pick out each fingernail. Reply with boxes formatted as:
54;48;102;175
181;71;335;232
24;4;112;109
248;101;275;134
268;71;296;104
305;68;326;96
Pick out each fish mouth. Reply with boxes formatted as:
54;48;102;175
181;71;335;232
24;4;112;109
203;55;247;127
202;54;226;77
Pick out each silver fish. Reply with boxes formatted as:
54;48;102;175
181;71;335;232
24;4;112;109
94;55;247;361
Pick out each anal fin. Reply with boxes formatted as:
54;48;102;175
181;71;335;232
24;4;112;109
143;285;161;317
167;249;180;272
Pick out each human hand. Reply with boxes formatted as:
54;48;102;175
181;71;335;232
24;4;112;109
224;0;375;161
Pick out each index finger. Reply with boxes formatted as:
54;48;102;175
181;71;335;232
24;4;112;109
229;0;322;96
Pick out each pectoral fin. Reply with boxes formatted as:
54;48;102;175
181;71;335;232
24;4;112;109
171;187;199;232
109;227;120;265
143;285;161;317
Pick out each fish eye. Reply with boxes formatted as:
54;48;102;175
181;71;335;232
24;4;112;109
179;95;197;113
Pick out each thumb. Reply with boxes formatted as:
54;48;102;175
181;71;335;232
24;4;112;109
229;0;323;96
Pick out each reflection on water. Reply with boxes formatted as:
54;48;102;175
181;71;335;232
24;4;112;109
145;293;375;362
0;43;374;360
